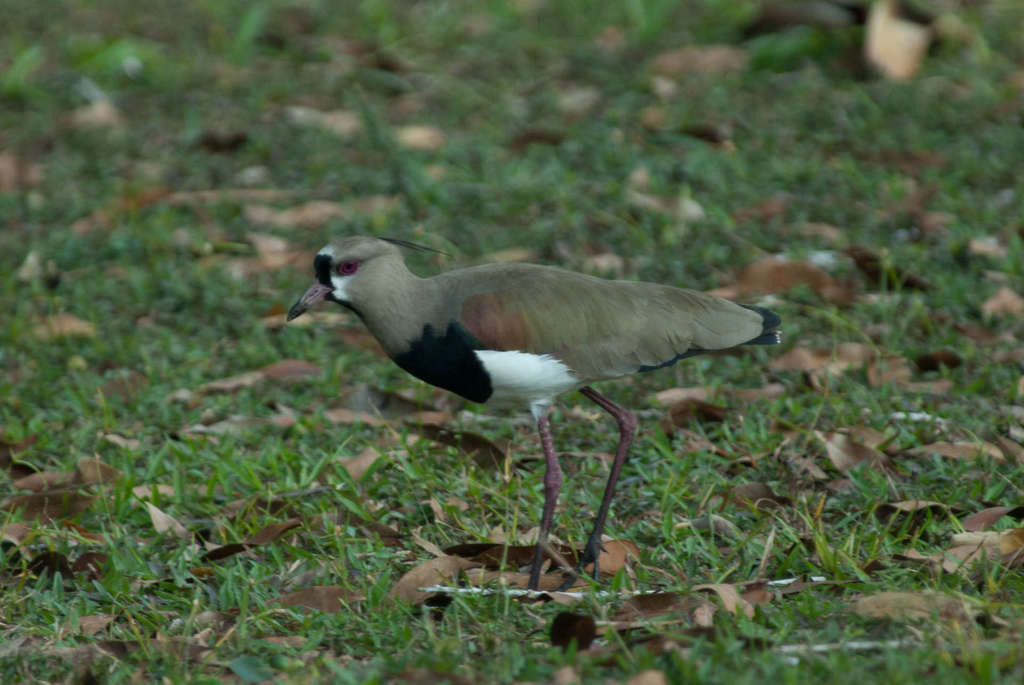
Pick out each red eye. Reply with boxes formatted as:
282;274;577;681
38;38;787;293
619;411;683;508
337;260;359;275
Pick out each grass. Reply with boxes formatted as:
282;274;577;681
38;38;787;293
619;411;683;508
2;0;1024;682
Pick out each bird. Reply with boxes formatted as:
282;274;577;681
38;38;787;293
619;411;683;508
288;236;781;591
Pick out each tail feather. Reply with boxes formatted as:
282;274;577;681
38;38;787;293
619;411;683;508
740;305;781;346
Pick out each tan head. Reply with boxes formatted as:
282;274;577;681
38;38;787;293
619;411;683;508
287;236;408;321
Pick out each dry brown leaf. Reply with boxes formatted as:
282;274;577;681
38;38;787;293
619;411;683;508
13;470;73;491
864;0;932;80
274;586;362;613
550;611;597;651
914;350;962;372
626;670;669;685
845;246;931;290
71;100;123;128
799;222;844;243
131;484;176;500
99;433;141;450
982;287;1024;317
75;457;121;485
33;314;96;340
338;446;386;481
726;482;790;512
961;506;1024;532
770;343;875;375
815;431;892;473
1;521;32;544
389;556;480;603
591;539;640;577
247;518;303;545
854;592;974;623
692;583;754;618
909;441;1004;462
968;236;1006;259
557;86;601;117
866;356;913;387
654;387;713;406
728;383;787;403
65;614;117;637
145;502;190;538
1;490;96;523
993;436;1024;465
244;201;347;229
0;151;43;191
711;257;853;305
285;106;362;138
731;195;789;224
660;399;727;434
98;368;149;401
650;45;748;76
396;125;445;150
462;568;576;593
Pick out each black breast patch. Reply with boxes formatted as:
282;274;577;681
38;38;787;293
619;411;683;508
393;323;493;403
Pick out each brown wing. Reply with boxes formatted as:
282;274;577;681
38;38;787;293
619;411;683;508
450;264;769;383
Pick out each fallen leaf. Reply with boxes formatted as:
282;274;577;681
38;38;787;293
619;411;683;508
914;350;962;372
866;356;913;387
1;490;96;523
145;502;190;538
993;436;1024;465
285;106;362;138
13;471;74;492
876;500;948;528
627;672;669;685
815;431;892;473
0;151;43;191
98;370;148;402
33;314;96;340
726;482;790;512
731;195;789;224
864;0;932;80
692;583;754;618
389;556;480;603
909;441;1004;462
650;45;748;76
660;399;727;434
132;484;177;500
799;222;844;244
396;125;445;150
338;446;387;480
770;343;875;376
198;360;319;394
961;506;1024;532
845;246;931;290
968;236;1006;259
65;614;116;637
557;86;601;117
243;201;348;229
550;612;596;651
416;425;507;470
982;287;1024;317
75;457;121;485
274;586;362;613
99;433;141;450
591;539;640;577
712;257;853;305
70;100;123;128
854;591;974;623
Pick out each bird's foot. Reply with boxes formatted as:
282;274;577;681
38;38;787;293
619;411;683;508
553;535;604;592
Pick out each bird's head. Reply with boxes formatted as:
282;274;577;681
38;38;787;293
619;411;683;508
287;236;440;321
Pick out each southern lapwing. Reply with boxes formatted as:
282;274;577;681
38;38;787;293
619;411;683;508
288;236;781;590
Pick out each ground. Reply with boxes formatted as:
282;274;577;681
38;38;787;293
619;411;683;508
2;1;1024;683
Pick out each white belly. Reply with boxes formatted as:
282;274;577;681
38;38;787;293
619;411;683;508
474;350;581;417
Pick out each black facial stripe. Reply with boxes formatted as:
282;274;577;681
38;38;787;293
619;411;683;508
314;254;333;286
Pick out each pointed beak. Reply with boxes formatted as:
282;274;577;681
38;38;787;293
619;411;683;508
287;282;333;321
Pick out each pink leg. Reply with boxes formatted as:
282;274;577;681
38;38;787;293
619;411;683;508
528;409;562;590
558;386;637;590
